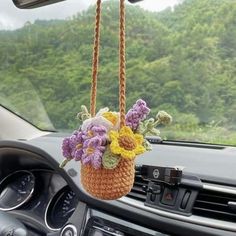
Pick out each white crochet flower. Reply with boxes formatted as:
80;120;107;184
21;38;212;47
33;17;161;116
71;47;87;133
81;108;120;132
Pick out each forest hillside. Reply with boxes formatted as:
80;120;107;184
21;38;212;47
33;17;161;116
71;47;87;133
1;0;236;144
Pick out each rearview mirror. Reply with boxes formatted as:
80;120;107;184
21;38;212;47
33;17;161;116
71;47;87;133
12;0;65;9
13;0;143;9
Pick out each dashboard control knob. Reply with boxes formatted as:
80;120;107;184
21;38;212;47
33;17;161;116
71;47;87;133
181;191;191;209
60;225;77;236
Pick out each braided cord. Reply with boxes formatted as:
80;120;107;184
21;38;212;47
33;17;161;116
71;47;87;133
119;0;126;128
90;0;102;117
90;0;127;126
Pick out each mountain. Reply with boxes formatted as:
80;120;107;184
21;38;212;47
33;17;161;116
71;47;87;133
1;0;236;144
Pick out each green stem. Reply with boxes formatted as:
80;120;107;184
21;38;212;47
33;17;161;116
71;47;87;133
153;119;161;126
59;159;71;168
142;129;149;137
142;119;161;136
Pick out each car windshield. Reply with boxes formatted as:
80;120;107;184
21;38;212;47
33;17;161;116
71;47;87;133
0;0;236;145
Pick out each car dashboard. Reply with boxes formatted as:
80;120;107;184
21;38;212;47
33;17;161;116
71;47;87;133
0;134;236;236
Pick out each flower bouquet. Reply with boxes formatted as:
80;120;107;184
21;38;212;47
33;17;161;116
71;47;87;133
60;99;172;200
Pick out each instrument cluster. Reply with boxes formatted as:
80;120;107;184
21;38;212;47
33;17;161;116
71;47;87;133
0;169;78;231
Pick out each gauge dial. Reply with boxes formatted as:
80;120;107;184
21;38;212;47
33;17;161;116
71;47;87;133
45;186;78;230
0;170;35;210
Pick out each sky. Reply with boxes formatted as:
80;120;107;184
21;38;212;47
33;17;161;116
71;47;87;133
0;0;181;30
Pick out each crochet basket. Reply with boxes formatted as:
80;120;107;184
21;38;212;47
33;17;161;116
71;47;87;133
81;158;134;200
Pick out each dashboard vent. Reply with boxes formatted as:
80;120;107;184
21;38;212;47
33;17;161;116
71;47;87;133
127;174;148;202
193;189;236;222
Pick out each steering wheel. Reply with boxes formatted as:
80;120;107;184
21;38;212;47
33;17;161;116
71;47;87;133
0;211;27;236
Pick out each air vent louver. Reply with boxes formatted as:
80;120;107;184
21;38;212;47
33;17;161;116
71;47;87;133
127;174;148;202
193;189;236;222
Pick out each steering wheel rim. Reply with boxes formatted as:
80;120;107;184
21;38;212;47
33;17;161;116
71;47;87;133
0;211;27;236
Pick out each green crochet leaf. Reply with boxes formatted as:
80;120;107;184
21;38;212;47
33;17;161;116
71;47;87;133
102;147;121;169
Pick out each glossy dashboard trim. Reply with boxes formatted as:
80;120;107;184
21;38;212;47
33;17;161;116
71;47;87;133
0;170;35;211
44;193;61;231
118;183;236;232
203;183;236;195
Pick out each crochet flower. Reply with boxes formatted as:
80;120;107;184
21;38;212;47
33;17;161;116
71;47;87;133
60;130;85;167
126;99;150;131
102;111;119;129
81;107;120;132
62;137;72;159
156;111;172;125
83;125;107;145
81;116;113;132
82;136;106;169
62;130;85;161
70;131;85;161
77;105;91;121
109;126;145;159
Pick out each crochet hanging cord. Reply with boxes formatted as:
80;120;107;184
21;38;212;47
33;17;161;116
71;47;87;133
82;0;135;200
60;0;172;200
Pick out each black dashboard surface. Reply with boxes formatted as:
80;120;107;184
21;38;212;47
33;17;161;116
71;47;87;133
0;134;236;236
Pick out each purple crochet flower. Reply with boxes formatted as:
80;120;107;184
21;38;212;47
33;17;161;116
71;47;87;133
83;125;107;145
126;99;150;130
62;125;107;169
82;136;106;169
90;125;107;136
62;130;85;161
70;131;85;161
62;137;71;159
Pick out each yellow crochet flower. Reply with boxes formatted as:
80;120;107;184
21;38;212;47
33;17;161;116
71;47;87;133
102;112;119;126
109;126;146;160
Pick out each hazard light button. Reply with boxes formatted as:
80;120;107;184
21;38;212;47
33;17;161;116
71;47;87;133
161;187;178;206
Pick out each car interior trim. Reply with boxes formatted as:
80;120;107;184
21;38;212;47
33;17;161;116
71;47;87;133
44;195;61;231
0;170;35;211
203;183;236;195
60;224;77;236
118;182;236;232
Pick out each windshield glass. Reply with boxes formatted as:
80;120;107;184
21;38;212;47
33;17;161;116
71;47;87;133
1;0;236;144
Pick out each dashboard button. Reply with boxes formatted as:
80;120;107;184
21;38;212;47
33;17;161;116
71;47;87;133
181;191;191;209
161;188;178;206
60;224;77;236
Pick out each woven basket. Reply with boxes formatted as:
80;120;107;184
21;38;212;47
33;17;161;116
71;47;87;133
81;158;135;200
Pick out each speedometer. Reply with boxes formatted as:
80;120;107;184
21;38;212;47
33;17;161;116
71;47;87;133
45;185;78;230
0;170;35;211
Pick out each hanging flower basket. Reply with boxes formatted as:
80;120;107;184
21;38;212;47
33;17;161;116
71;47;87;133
60;0;172;200
61;100;172;200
